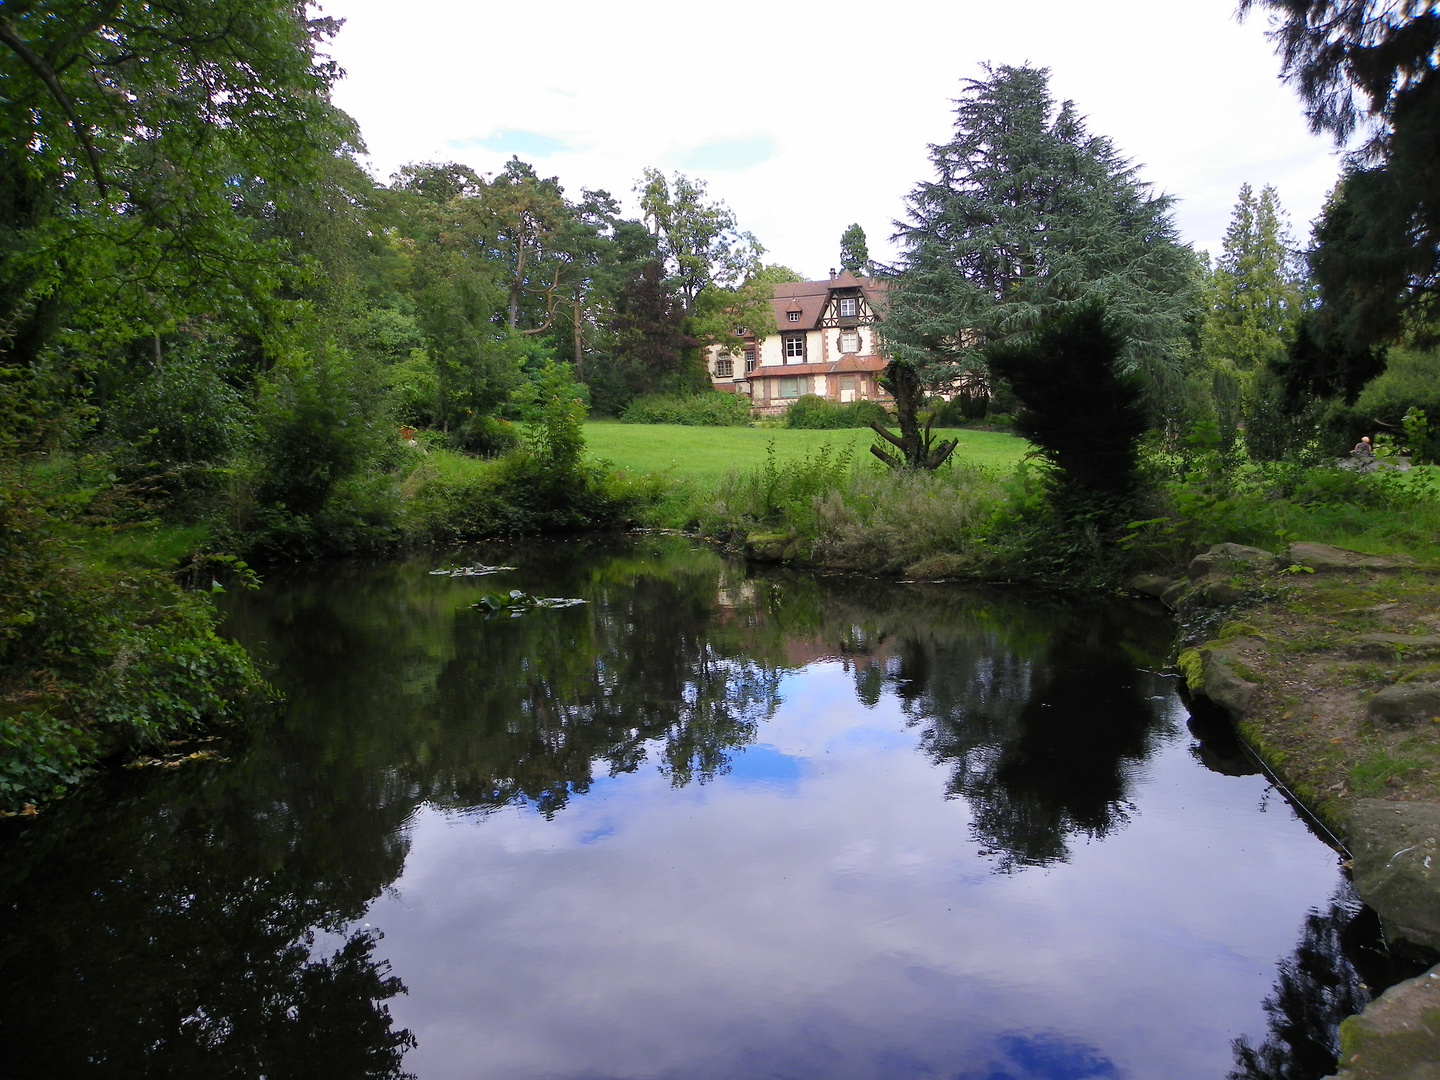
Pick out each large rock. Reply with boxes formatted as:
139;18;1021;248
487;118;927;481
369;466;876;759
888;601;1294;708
1129;573;1175;599
1283;543;1416;573
1194;579;1247;607
1326;964;1440;1080
1370;682;1440;725
1179;645;1260;716
1347;800;1440;952
1186;542;1274;580
1349;636;1440;661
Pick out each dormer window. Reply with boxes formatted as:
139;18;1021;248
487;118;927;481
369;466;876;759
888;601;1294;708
788;310;801;323
838;297;858;318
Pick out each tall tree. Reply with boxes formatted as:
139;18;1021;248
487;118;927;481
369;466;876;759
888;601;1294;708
1203;184;1308;371
635;168;764;314
607;261;701;400
1201;184;1310;443
1240;0;1440;349
839;224;870;276
885;64;1197;424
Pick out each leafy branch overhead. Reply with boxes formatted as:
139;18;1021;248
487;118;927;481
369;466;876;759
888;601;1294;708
1241;0;1440;352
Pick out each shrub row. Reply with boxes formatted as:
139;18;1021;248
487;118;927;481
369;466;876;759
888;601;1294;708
783;395;892;430
620;393;753;426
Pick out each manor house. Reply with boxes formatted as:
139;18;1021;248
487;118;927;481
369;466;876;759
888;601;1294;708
706;270;893;416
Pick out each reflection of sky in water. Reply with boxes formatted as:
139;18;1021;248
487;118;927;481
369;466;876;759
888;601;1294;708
366;664;1342;1080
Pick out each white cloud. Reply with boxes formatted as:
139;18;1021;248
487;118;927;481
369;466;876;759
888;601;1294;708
321;0;1341;276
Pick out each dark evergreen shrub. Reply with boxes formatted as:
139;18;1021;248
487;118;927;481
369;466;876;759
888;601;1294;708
450;414;521;456
986;300;1147;514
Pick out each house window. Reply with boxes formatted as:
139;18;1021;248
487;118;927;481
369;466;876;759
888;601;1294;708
840;374;857;403
838;297;858;318
779;377;802;399
839;330;860;353
744;347;756;372
787;310;801;323
715;354;733;378
784;334;805;362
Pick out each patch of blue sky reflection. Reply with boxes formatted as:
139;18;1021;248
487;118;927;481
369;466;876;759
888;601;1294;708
369;660;1343;1080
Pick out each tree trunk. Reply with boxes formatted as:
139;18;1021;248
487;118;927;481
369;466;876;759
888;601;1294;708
572;293;583;378
868;360;958;470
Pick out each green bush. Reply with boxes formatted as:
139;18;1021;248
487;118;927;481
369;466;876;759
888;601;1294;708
399;451;662;543
621;393;752;426
1344;346;1440;460
450;414;521;456
110;349;248;466
784;395;891;430
698;440;855;537
987;300;1148;522
0;479;271;811
385;348;441;428
928;391;991;427
253;344;385;518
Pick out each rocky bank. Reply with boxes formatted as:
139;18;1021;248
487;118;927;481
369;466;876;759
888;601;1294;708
1141;542;1440;1079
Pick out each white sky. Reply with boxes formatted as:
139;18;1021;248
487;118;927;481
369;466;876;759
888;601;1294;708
319;0;1344;279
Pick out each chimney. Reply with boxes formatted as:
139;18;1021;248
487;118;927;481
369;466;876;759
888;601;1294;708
829;267;836;280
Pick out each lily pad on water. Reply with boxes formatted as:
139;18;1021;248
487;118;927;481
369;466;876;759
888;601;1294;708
474;589;587;616
429;564;518;578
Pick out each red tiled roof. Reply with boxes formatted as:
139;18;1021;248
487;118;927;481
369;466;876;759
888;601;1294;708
772;273;887;330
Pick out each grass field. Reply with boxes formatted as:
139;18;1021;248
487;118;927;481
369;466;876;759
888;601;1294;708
582;422;1031;481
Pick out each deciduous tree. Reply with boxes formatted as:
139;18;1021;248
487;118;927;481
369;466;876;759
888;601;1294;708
635;168;764;316
0;0;356;374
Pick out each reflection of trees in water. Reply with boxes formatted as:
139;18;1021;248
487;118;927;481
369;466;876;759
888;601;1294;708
821;588;1178;871
1229;881;1432;1080
0;755;417;1077
420;546;791;816
0;541;1188;1074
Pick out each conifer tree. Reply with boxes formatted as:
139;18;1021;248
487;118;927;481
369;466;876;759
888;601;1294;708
886;64;1196;422
1203;184;1307;372
1200;184;1309;445
839;224;870;276
1241;0;1440;350
987;299;1147;518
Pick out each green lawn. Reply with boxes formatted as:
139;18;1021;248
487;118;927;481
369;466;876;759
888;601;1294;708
582;422;1031;480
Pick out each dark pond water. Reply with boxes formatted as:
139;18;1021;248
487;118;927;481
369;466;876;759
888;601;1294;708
0;536;1423;1079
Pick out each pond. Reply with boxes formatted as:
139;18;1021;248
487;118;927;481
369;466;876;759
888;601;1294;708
0;535;1422;1079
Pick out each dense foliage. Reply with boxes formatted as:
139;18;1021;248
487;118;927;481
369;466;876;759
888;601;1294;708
620;392;754;426
885;64;1198;424
4;0;1439;814
1241;0;1440;355
987;301;1149;521
784;395;891;430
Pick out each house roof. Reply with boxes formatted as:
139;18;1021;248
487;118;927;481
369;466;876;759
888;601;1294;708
772;271;887;330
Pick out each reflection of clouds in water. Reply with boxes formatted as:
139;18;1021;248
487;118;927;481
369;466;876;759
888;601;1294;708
371;683;1342;1080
